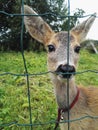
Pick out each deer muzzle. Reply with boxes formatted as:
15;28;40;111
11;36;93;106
55;64;76;79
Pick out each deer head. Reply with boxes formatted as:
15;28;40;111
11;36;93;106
23;5;96;82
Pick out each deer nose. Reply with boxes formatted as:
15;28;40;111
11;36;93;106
56;64;76;78
58;64;75;73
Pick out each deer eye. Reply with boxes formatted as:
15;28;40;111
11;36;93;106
74;46;81;53
47;45;55;52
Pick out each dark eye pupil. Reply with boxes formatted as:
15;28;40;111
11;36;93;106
48;45;55;52
74;46;81;53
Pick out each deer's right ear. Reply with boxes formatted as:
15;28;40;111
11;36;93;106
22;5;54;45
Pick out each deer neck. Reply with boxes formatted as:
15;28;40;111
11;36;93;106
51;75;77;109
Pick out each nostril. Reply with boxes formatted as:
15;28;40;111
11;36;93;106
60;65;67;72
57;64;66;73
68;66;75;73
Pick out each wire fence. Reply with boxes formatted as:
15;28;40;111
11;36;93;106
0;0;98;130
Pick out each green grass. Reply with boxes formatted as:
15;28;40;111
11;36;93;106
0;50;98;130
76;50;98;86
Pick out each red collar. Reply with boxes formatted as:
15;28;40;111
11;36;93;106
54;87;80;130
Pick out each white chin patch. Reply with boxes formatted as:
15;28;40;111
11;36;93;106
57;74;73;81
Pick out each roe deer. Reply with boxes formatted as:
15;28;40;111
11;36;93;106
23;5;98;130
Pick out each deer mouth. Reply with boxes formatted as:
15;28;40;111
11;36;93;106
56;71;76;79
55;64;76;79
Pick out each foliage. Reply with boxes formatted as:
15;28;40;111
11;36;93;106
62;8;85;31
0;50;98;129
0;0;85;51
0;0;31;51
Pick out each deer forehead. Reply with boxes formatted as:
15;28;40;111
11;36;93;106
48;31;79;48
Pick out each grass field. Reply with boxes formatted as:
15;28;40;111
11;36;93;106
0;50;98;130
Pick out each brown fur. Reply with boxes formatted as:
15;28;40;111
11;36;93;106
23;5;97;129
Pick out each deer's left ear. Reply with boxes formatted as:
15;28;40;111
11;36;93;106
22;5;55;45
71;13;96;43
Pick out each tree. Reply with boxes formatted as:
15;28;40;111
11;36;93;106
61;8;85;31
0;0;30;51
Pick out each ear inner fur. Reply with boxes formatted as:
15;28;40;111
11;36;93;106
71;14;96;43
23;5;54;45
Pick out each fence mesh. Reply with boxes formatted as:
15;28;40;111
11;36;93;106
0;0;98;130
